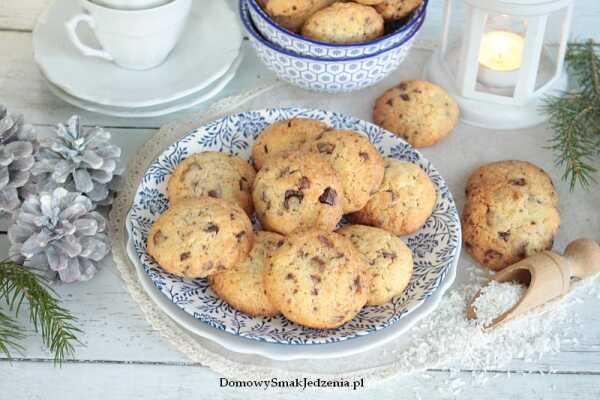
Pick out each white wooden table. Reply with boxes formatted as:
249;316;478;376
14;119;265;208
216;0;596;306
1;1;600;399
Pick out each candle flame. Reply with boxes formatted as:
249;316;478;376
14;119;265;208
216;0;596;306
479;31;525;71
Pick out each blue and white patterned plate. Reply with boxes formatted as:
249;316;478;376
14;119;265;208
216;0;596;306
126;108;461;345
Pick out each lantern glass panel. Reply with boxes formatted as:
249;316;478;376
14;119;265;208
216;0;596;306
475;13;528;91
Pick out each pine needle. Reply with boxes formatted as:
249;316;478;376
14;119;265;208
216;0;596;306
542;40;600;190
0;260;82;364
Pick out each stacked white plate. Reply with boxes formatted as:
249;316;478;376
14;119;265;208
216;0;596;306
33;0;243;117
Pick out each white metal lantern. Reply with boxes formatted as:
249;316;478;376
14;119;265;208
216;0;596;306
426;0;574;129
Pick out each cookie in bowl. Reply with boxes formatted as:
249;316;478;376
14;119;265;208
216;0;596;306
264;230;369;329
147;197;253;278
261;0;336;33
375;0;424;20
302;2;384;44
253;150;343;235
167;151;256;215
355;0;385;4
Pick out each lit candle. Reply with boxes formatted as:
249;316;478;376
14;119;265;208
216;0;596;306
478;31;525;88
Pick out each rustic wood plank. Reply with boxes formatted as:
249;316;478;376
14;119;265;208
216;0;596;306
0;0;51;31
1;361;599;400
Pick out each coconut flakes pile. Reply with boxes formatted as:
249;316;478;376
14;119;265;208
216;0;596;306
380;262;600;397
473;280;526;328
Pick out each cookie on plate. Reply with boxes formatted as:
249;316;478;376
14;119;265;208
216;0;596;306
167;151;256;215
251;118;329;170
304;129;384;213
302;2;384;44
373;80;459;148
462;161;560;271
209;231;285;317
350;158;436;236
265;230;369;329
375;0;423;20
253;150;343;235
354;0;384;5
262;0;337;33
338;224;413;305
147;197;253;278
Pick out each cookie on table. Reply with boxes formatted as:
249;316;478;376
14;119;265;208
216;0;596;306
167;151;256;215
466;160;559;207
147;197;253;279
302;2;384;44
264;230;369;329
375;0;423;20
262;0;337;33
209;231;285;317
338;224;413;305
251;118;329;170
373;80;459;148
252;150;343;235
350;158;436;236
304;129;384;213
462;161;560;271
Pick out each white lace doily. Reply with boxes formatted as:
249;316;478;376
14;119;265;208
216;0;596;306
108;82;599;385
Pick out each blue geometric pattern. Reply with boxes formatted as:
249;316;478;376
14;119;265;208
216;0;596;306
246;0;427;59
240;1;425;94
126;108;461;345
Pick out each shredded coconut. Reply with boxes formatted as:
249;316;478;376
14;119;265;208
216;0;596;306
386;262;600;397
473;281;526;327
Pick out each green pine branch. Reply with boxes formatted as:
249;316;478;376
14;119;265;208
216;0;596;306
542;39;600;190
0;260;82;364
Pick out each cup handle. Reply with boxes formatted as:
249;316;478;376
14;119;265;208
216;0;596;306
65;14;114;61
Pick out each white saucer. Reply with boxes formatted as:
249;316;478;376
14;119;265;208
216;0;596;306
127;228;458;361
43;53;243;118
33;0;242;108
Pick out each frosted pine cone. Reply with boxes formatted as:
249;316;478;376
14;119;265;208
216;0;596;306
0;105;36;216
31;116;123;206
8;187;110;283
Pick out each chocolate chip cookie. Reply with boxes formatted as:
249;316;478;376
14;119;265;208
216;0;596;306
147;197;254;278
262;0;337;33
350;158;437;236
375;0;423;20
167;151;256;215
209;231;285;317
252;150;343;235
302;2;384;44
462;160;560;271
264;230;369;329
304;129;384;213
373;80;460;148
251;118;329;170
338;224;413;305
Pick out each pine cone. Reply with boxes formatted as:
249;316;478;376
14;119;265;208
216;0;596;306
0;105;36;216
31;116;123;206
8;187;110;283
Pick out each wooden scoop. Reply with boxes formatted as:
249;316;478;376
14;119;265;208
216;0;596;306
467;239;600;329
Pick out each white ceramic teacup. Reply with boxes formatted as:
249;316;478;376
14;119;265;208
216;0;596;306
66;0;192;70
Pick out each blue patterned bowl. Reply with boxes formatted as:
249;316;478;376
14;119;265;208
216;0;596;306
126;107;461;345
247;0;427;60
240;0;424;94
